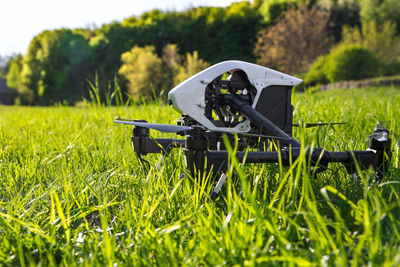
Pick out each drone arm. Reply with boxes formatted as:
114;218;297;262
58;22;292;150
205;147;389;179
208;149;372;162
132;136;185;155
131;126;185;155
223;95;301;147
208;149;374;166
186;125;391;180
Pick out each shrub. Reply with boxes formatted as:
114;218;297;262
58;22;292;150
162;44;182;89
304;45;379;84
118;46;163;101
341;20;400;68
382;57;400;76
325;45;379;82
303;56;329;85
174;51;210;85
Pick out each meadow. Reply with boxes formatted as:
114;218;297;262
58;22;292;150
0;87;399;266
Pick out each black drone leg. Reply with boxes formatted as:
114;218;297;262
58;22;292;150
156;154;165;170
210;173;227;200
137;154;151;171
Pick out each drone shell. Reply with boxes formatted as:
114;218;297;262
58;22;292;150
168;60;302;133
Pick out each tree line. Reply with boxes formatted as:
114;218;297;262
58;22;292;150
2;0;400;105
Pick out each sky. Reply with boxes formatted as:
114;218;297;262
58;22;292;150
0;0;239;57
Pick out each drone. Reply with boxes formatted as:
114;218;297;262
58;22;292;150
115;60;392;199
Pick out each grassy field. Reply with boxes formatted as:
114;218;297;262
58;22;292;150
0;87;399;266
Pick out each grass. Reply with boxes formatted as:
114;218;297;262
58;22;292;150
0;86;399;266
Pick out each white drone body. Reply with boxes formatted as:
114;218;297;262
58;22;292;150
168;60;302;134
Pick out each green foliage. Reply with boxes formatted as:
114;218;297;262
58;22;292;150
305;12;400;84
174;51;210;85
325;45;378;82
0;87;399;265
162;44;182;89
121;2;261;63
20;29;92;105
118;46;163;101
175;3;261;63
305;45;379;84
255;0;298;24
5;55;23;90
359;0;400;33
341;20;400;67
317;0;361;42
382;57;400;76
87;22;139;101
41;2;261;105
5;55;33;105
9;0;400;105
118;44;209;102
303;56;329;85
5;1;292;105
1;54;22;81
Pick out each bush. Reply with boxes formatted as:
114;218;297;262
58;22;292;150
382;57;400;76
325;45;379;82
303;56;329;85
118;45;210;101
174;51;210;85
118;46;164;101
341;20;400;68
304;45;379;84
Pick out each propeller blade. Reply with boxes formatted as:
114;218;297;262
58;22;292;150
211;130;292;141
113;120;192;133
293;122;346;128
241;132;292;141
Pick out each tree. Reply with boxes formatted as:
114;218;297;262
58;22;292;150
162;44;181;89
20;29;91;105
174;51;210;85
341;20;400;67
317;0;361;42
304;44;379;84
6;55;23;90
255;0;297;24
118;46;164;101
0;54;22;78
14;3;271;105
253;5;331;74
6;55;34;104
0;56;7;78
89;21;139;92
359;0;400;33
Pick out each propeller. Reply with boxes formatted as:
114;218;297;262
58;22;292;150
223;131;292;141
114;118;292;141
293;122;346;128
113;119;192;133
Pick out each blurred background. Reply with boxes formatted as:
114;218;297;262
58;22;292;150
1;0;399;105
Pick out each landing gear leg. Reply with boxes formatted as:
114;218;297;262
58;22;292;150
210;173;227;200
